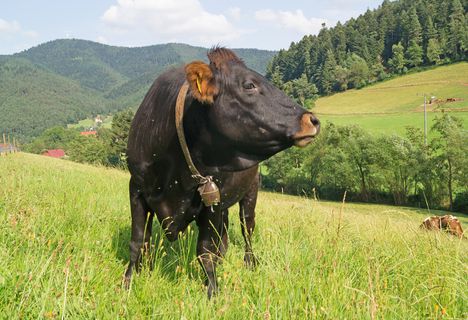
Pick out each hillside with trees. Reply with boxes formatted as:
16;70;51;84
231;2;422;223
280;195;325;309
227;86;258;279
0;57;108;139
0;39;276;141
267;0;467;104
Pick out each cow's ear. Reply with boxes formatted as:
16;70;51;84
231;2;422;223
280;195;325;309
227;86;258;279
185;61;218;104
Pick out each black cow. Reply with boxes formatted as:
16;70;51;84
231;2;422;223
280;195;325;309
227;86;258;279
125;48;319;297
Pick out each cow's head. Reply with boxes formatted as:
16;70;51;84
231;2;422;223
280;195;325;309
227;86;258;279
184;47;320;170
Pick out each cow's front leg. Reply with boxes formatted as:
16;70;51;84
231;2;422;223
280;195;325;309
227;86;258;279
124;181;153;287
196;207;228;299
239;174;259;268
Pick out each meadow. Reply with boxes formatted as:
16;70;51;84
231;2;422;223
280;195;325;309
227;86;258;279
1;153;467;319
67;116;113;131
320;112;468;136
314;62;468;135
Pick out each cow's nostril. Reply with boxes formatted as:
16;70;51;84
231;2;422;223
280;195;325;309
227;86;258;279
310;115;320;127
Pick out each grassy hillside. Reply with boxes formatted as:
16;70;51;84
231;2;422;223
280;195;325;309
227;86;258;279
1;153;466;318
1;39;276;141
314;63;468;135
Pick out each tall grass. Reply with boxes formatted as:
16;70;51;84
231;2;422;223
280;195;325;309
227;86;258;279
1;153;466;319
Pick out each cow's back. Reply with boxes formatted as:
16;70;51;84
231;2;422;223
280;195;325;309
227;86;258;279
127;67;186;175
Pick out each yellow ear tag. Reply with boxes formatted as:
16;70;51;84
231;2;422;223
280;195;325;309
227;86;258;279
196;77;202;94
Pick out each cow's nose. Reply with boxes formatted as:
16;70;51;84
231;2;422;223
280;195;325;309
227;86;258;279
292;113;320;147
307;113;320;133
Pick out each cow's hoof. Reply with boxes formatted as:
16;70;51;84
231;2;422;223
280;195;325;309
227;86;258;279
244;252;258;269
207;283;218;300
205;278;218;299
123;275;132;290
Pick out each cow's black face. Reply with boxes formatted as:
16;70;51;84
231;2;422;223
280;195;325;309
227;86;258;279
184;48;319;171
211;63;319;157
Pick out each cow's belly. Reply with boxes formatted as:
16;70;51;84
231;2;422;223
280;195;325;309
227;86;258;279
140;164;258;239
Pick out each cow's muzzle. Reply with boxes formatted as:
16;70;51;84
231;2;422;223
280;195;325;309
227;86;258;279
292;113;320;147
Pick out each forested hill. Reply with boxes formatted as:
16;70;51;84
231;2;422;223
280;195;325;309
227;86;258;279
0;39;276;141
15;40;275;93
267;0;467;98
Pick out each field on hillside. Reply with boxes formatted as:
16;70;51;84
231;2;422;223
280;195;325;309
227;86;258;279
322;112;468;136
315;63;468;135
67;116;113;130
1;153;467;319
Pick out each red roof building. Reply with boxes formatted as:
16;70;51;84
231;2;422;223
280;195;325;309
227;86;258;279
80;131;97;136
42;149;65;158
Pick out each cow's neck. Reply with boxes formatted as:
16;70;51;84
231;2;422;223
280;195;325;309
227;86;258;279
184;115;262;173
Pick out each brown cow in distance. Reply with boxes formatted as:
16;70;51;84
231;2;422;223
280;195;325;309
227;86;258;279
420;215;465;239
125;47;320;297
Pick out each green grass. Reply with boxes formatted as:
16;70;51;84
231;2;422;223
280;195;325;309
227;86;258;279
314;63;468;134
1;153;467;319
322;112;468;136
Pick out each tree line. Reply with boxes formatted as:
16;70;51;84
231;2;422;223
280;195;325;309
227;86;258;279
263;113;468;213
267;0;467;102
24;109;134;168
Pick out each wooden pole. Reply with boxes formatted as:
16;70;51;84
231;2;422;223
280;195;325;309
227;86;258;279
2;133;5;156
7;134;11;153
424;94;427;146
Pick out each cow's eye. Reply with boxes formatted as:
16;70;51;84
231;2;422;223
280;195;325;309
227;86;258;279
243;82;256;90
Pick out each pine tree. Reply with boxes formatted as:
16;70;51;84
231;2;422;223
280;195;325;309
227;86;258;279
270;66;284;89
399;10;410;47
427;38;442;65
318;50;337;95
406;40;423;67
424;16;437;45
408;8;422;45
379;0;397;61
388;42;406;73
333;22;347;64
448;0;467;60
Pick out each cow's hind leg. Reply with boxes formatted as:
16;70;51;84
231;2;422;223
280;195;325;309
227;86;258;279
239;174;259;268
124;180;153;286
196;207;229;299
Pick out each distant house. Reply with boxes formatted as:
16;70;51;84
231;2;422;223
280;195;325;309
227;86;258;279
80;130;97;136
95;115;103;126
42;149;65;158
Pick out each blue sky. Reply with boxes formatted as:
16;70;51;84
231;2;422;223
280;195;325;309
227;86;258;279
0;0;383;54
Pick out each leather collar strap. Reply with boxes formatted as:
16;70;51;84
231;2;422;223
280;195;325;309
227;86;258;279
175;81;220;207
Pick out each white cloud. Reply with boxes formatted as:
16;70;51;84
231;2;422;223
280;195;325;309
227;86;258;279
101;0;241;46
0;19;21;34
0;18;38;39
255;9;326;35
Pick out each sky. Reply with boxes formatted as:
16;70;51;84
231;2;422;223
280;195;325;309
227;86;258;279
0;0;384;55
